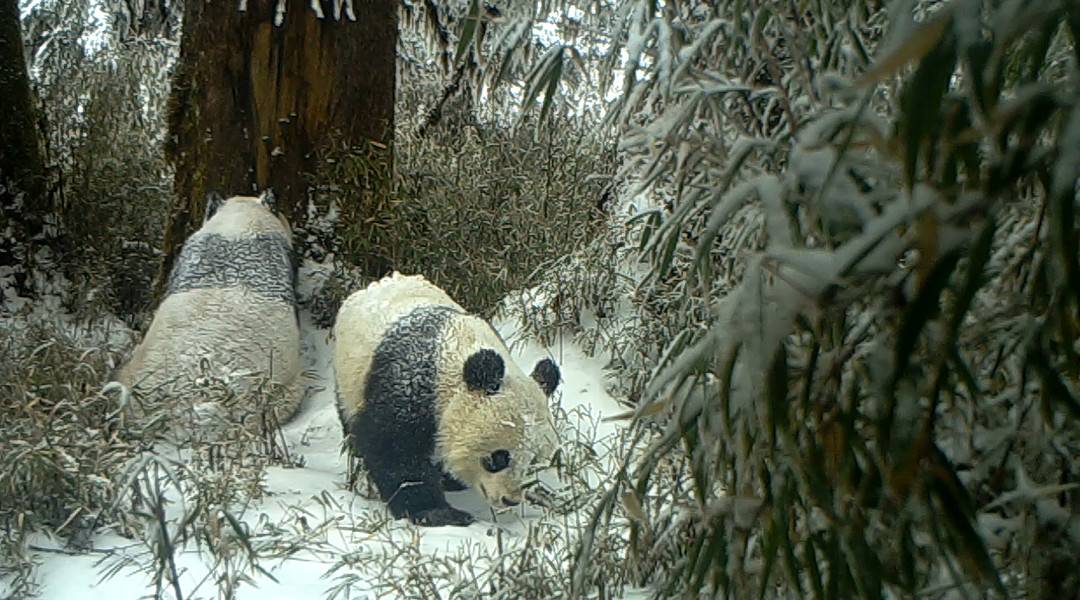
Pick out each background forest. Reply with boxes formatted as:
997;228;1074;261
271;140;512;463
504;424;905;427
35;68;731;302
1;0;1078;598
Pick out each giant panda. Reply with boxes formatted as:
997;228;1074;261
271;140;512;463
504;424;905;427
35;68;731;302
117;190;303;427
334;273;561;527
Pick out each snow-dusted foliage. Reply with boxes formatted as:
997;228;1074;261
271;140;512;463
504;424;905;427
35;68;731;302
0;314;137;597
8;0;1079;597
306;67;615;321
17;0;177;325
508;0;1080;597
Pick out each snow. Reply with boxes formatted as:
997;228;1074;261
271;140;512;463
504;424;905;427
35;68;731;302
21;281;633;599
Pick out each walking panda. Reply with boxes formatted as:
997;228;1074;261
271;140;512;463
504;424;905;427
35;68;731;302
334;273;561;527
117;190;303;427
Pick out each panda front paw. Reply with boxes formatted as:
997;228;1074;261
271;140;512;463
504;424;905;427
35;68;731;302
410;507;475;527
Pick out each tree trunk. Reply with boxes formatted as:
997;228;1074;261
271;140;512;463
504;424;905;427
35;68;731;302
0;0;49;297
158;0;397;299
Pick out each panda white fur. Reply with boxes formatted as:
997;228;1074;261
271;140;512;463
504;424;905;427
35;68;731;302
334;272;561;527
117;191;303;426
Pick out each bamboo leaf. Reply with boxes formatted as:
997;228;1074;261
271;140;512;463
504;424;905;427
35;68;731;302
603;396;671;422
803;536;825;600
963;39;995;116
454;0;482;65
777;483;804;597
948;219;996;344
928;447;1007;595
899;518;917;593
898;28;957;188
536;47;565;128
891;248;962;390
1049;105;1080;309
519;46;563;123
854;9;952;89
630;209;663;253
758;508;780;600
656;220;681;278
690;525;727;592
846;530;883;597
1068;1;1080;64
1027;342;1080;420
765;343;790;448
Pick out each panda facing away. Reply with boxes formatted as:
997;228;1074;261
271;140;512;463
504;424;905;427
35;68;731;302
116;190;303;427
334;273;561;527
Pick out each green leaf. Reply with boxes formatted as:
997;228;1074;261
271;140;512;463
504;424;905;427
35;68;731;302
493;20;532;87
898;28;957;188
749;6;773;53
950;347;982;402
454;0;482;65
758;508;780;600
656;224;680;278
948;219;996;344
690;525;727;592
891;247;962;390
1049;105;1080;311
1027;342;1080;420
927;446;1007;595
845;530;883;598
765;343;790;449
519;45;567;131
825;531;852;597
777;485;804;597
963;40;995;116
537;47;565;128
803;536;825;600
854;9;952;89
899;518;917;593
694;174;778;279
1020;15;1056;82
1068;1;1080;64
629;209;663;253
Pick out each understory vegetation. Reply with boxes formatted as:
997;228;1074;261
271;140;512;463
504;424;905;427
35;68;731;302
504;0;1080;597
3;0;1079;598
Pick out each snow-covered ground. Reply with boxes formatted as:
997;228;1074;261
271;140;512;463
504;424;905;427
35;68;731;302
22;297;632;599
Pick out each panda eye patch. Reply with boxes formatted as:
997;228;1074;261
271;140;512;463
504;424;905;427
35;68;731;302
482;450;511;473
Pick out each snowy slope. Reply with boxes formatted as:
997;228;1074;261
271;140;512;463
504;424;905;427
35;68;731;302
26;296;632;599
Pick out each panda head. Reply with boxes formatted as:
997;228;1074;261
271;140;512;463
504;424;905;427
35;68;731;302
202;189;291;240
438;349;562;508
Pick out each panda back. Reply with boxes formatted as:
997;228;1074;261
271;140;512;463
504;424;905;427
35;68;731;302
167;231;294;305
333;273;465;419
118;195;299;399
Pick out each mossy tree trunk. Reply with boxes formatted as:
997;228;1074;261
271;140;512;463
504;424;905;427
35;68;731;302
158;0;397;300
0;0;50;296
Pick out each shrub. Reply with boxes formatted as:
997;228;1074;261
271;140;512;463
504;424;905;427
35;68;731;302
0;317;139;596
307;96;615;320
546;0;1080;597
21;0;176;325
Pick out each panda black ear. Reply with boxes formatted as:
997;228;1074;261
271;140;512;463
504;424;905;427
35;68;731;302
531;358;560;397
259;188;279;213
204;190;225;222
464;349;505;396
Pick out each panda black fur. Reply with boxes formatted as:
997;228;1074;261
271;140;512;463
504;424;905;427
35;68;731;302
117;191;303;425
334;273;561;527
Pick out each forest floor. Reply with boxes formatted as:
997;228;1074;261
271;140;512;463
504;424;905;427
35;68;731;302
21;268;637;599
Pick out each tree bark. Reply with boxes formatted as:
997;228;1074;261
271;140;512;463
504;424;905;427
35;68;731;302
0;0;49;296
159;0;397;299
